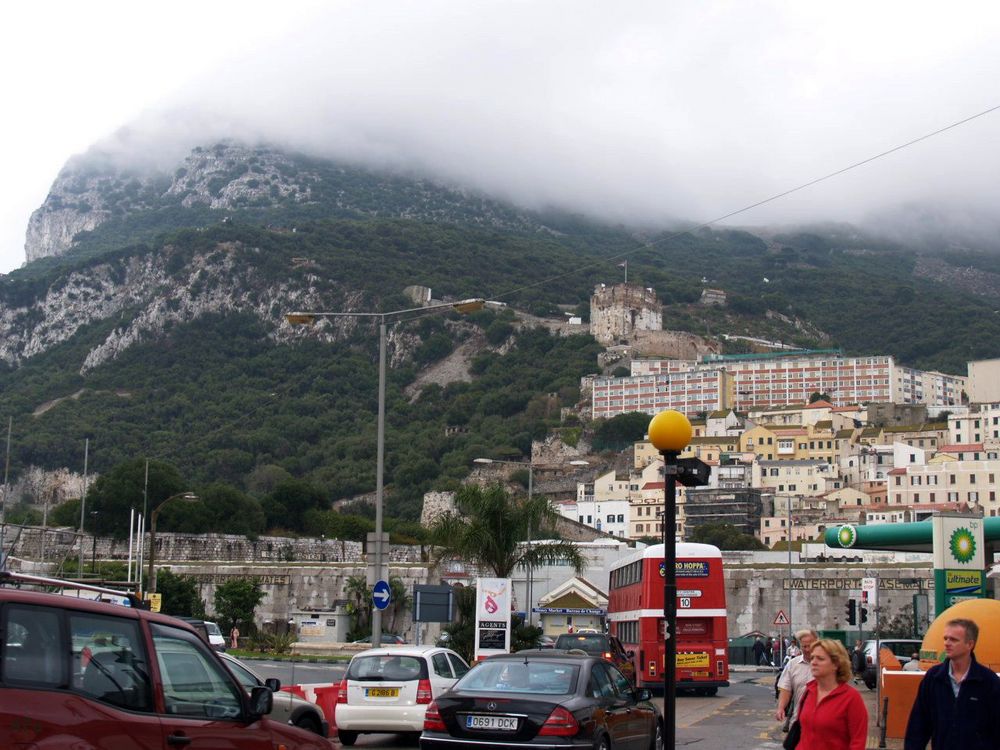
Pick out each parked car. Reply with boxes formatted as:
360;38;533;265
352;633;406;645
537;634;557;649
175;616;227;652
554;632;636;684
420;650;662;750
219;651;330;737
860;638;923;689
335;645;470;746
0;571;333;749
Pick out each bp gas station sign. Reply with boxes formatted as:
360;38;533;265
933;514;985;612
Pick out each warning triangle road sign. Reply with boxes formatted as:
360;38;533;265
773;610;790;625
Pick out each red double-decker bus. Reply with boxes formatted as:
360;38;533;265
607;542;729;694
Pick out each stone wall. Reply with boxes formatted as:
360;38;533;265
5;528;426;566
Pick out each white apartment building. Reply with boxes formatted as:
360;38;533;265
950;405;1000;444
562;469;631;538
630;352;965;410
968;358;1000;404
591;370;732;420
754;460;843;496
886;451;1000;516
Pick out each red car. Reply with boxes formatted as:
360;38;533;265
0;572;334;749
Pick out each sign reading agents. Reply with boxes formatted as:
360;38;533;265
474;577;512;661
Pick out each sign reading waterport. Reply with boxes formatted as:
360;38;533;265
932;513;986;613
474;577;512;661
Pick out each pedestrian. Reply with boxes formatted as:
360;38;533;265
230;624;240;650
788;636;802;659
775;629;818;731
754;636;768;666
851;641;865;683
902;652;921;672
904;618;1000;749
764;637;774;667
795;638;868;750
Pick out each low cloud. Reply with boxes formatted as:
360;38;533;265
21;1;1000;265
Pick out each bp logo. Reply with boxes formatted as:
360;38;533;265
949;527;977;564
837;525;857;548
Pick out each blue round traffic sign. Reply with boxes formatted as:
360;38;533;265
372;579;392;610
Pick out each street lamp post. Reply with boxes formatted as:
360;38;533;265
647;410;698;750
288;297;485;646
90;511;99;575
147;493;198;593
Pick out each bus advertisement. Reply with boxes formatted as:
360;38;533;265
608;542;729;694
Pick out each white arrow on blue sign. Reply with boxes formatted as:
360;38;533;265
373;579;392;610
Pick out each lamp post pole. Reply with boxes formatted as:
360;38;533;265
147;493;198;594
371;318;388;647
647;409;695;750
288;298;486;646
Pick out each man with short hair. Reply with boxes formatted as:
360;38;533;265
904;618;1000;749
774;628;818;731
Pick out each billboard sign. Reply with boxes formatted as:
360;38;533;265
474;577;512;661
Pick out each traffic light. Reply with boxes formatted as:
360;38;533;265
845;599;857;626
860;606;869;624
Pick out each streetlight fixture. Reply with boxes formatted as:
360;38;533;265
287;297;485;646
647;410;709;750
471;457;589;627
148;492;198;593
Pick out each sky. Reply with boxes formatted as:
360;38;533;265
2;1;1000;274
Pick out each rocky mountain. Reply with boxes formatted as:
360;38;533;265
24;141;554;263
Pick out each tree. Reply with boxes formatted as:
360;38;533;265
213;578;265;633
344;574;372;640
689;522;766;551
157;569;207;618
387;577;413;634
87;458;186;537
429;483;586;579
809;392;832;404
592;412;651;451
262;478;329;533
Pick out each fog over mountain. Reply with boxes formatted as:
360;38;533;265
5;0;1000;271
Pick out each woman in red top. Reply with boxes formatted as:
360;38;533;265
797;638;868;750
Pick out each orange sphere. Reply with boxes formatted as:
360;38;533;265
919;598;1000;671
648;410;692;452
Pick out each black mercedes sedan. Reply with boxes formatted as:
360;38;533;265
420;650;662;750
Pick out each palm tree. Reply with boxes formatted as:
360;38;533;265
343;574;371;638
429;483;586;578
387;576;413;634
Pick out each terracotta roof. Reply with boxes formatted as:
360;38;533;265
938;443;984;453
832;406;861;412
888;468;907;475
805;400;834;409
642;482;665;490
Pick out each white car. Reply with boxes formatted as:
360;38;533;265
335;645;470;746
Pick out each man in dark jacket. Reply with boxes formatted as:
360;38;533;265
904;617;1000;749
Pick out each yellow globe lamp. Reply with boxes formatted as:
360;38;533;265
648;410;693;453
918;598;1000;671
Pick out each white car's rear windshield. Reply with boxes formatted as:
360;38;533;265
347;654;426;681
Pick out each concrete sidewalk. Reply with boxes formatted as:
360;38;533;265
755;671;904;749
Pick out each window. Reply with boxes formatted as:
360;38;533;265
970;474;977;484
3;606;63;689
950;475;957;485
970;492;979;503
448;653;470;677
588;663;617;698
72;612;153;711
617;514;625;523
152;624;242;719
606;514;615;524
432;652;454;678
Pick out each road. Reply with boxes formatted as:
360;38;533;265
247;662;897;749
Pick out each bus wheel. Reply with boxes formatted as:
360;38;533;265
700;687;718;697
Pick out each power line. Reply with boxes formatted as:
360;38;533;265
488;102;1000;301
